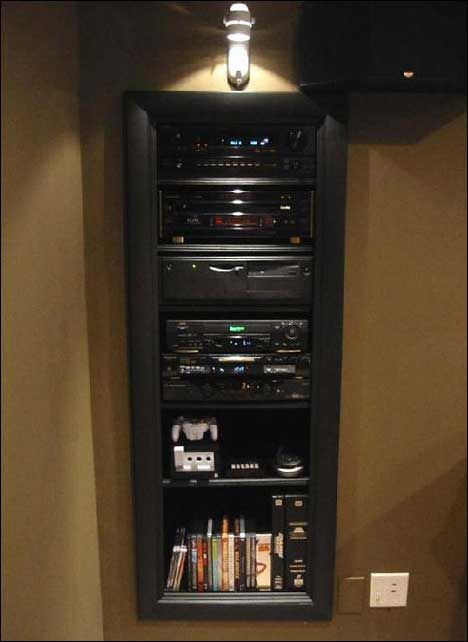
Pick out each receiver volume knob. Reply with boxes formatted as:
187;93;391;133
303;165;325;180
288;129;307;152
284;324;300;341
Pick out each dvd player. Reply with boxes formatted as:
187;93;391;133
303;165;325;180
166;320;309;354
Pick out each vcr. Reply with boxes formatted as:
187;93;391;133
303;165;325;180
166;320;309;354
162;353;311;378
162;378;310;402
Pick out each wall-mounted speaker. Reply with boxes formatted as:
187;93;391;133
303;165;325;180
300;1;467;94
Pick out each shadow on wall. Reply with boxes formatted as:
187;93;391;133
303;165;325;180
350;93;467;144
336;456;467;641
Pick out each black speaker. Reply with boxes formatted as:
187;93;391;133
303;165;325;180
299;1;467;93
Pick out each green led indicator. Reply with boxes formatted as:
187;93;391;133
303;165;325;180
229;325;245;333
192;264;197;269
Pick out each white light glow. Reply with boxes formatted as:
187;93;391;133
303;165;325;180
227;31;251;42
227;43;250;85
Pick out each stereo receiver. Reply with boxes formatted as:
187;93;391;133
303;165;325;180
157;124;316;183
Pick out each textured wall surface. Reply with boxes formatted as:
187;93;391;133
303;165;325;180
1;3;103;640
78;2;466;640
2;1;466;641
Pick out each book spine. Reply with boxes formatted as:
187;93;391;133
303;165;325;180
202;536;209;592
218;534;224;592
285;494;309;591
239;517;246;592
228;533;235;591
207;518;213;592
234;519;241;592
207;536;213;592
221;517;229;591
166;528;180;590
174;539;187;591
187;535;192;591
256;533;272;591
190;535;198;591
246;533;251;590
272;495;285;591
212;535;218;592
250;534;256;590
196;535;204;592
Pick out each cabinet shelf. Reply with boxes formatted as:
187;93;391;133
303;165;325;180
162;477;310;488
156;591;314;619
161;401;311;411
125;91;346;620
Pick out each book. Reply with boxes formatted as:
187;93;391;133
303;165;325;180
285;494;308;591
272;495;285;591
166;527;184;591
234;518;241;591
196;534;204;592
255;533;272;591
250;533;256;589
187;535;192;590
202;536;209;591
239;516;246;592
217;533;223;592
246;532;251;589
174;534;187;591
207;518;213;591
221;516;229;591
212;534;219;592
189;534;197;591
228;532;235;591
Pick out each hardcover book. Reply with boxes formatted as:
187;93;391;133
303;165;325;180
221;516;229;591
255;533;272;591
285;494;308;591
272;495;285;591
228;532;235;591
239;516;246;592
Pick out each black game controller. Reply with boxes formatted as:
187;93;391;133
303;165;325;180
274;447;304;478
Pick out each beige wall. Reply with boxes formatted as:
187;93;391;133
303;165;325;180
1;3;103;641
79;3;466;640
2;1;466;640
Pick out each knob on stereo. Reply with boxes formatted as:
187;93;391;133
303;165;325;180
288;129;307;152
284;324;300;341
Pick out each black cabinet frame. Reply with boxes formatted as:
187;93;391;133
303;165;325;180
124;91;347;619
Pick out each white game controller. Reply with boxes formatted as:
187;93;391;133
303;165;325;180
171;416;218;443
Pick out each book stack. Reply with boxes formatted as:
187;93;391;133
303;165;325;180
166;494;309;592
185;516;268;592
165;527;188;591
272;494;309;591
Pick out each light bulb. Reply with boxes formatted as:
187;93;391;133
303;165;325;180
223;2;254;89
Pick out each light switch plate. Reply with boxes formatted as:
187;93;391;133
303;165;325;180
370;572;409;607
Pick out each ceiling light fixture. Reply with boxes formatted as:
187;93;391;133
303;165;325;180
224;3;255;89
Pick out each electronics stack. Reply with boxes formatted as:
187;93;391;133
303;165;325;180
157;122;315;591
